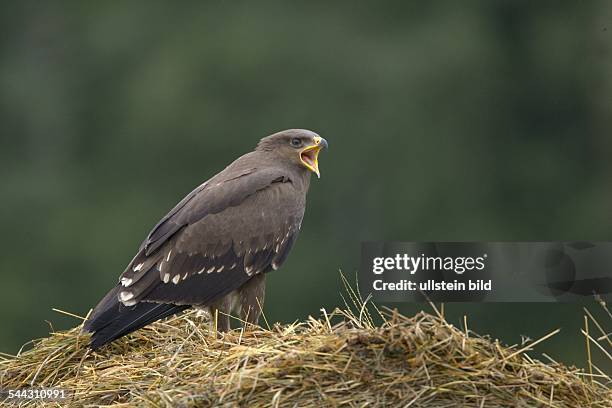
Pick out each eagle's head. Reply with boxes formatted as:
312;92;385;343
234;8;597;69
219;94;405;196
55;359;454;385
257;129;328;178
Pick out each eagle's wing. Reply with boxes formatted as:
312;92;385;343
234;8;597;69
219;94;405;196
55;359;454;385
84;166;305;348
116;166;304;306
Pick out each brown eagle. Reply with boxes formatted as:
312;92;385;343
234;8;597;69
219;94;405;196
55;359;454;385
83;129;327;349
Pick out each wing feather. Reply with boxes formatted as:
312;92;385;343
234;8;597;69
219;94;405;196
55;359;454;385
118;168;303;307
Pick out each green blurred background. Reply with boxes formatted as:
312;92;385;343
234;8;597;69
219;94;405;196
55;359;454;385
1;1;610;372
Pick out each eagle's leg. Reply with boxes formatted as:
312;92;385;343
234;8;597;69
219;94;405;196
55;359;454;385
207;296;232;332
238;274;266;327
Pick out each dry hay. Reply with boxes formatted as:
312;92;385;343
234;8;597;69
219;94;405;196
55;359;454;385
0;303;610;407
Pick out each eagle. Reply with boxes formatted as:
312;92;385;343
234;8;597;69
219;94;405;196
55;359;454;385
83;129;327;349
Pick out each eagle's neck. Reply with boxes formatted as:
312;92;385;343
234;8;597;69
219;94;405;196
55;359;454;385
292;167;311;193
250;150;312;192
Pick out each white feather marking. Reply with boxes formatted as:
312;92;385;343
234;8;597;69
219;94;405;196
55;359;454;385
119;291;134;301
197;267;205;274
245;265;253;275
134;263;144;272
121;277;133;287
166;250;172;262
159;261;164;272
217;265;224;273
172;274;180;284
275;244;280;252
183;272;188;280
272;261;279;270
207;266;215;274
230;262;237;270
163;273;170;283
122;299;137;307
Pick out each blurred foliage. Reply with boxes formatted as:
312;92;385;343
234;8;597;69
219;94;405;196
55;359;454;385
1;1;611;371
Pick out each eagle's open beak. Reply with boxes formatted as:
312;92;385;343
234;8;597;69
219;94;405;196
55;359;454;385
300;136;328;178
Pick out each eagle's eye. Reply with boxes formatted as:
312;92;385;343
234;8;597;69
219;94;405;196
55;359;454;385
290;137;303;148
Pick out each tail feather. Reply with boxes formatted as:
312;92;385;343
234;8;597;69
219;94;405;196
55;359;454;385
83;285;190;349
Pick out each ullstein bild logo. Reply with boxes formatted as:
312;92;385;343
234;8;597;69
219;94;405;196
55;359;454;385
360;242;612;302
371;253;490;293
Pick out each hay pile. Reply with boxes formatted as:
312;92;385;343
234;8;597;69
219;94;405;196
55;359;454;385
1;305;610;407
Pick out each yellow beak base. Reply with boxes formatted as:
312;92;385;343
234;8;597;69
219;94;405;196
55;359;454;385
299;145;322;178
